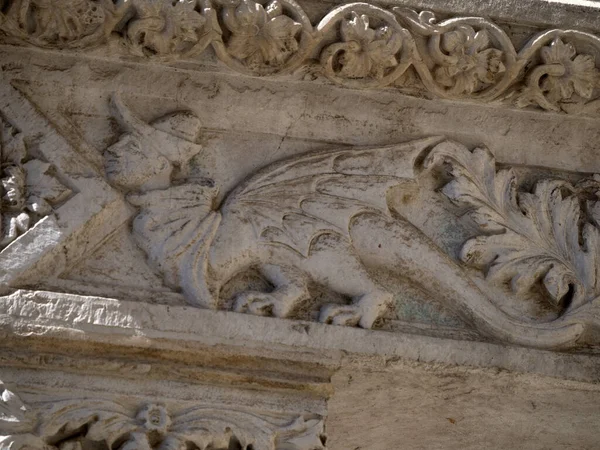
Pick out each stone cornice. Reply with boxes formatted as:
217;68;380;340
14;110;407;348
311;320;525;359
1;0;600;117
2;290;600;383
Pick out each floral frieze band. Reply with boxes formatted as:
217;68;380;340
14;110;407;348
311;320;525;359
1;0;600;115
0;381;327;450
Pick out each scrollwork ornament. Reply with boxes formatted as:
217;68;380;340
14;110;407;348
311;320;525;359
319;5;414;88
2;1;600;114
517;37;600;112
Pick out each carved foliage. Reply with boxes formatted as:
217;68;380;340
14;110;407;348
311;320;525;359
0;384;327;450
0;0;111;47
0;116;71;250
220;0;303;70
2;1;600;114
321;11;404;81
430;26;505;95
125;0;209;57
517;37;599;112
425;142;600;315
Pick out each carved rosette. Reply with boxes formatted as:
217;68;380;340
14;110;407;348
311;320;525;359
2;1;600;114
0;383;327;450
0;116;71;250
516;36;599;112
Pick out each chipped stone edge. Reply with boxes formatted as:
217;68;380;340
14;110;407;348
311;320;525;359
1;290;599;384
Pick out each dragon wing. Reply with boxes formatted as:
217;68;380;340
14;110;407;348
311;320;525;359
222;137;443;257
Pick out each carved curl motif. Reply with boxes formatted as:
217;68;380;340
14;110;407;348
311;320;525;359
1;1;600;114
0;382;326;450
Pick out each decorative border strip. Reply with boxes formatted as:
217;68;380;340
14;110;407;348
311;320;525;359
0;381;327;450
1;0;600;116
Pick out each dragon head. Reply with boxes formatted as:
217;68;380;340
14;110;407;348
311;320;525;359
104;93;204;192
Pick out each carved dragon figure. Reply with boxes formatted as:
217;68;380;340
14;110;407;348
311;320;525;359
104;94;599;349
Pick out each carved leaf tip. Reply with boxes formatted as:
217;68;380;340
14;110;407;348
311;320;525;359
0;382;27;424
276;415;326;450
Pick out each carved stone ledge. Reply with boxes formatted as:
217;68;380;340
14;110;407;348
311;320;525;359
2;290;600;383
3;290;600;449
2;0;600;117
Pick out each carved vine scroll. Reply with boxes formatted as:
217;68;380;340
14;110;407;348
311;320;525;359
1;1;600;115
0;382;327;450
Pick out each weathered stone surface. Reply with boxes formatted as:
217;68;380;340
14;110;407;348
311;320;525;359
328;362;600;450
2;0;600;448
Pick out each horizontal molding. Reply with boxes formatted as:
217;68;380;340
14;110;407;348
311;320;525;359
2;290;600;383
1;0;600;117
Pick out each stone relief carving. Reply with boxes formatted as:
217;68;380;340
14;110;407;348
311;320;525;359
105;94;420;329
101;94;600;349
0;382;327;450
0;114;71;250
424;142;600;337
217;0;305;72
1;1;600;115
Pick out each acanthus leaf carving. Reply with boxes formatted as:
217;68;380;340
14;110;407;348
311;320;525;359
424;141;600;319
0;386;327;450
2;1;600;116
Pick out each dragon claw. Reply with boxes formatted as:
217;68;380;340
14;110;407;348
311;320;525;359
319;291;393;329
234;292;275;316
319;304;362;327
